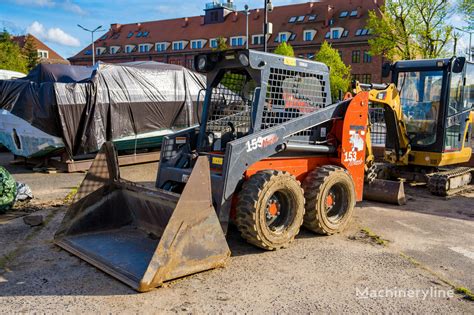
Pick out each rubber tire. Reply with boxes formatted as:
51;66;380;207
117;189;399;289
235;170;305;250
302;165;355;235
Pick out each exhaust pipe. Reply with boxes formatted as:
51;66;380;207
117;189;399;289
55;142;230;292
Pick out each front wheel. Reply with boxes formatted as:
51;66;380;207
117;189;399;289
235;170;305;250
302;166;355;235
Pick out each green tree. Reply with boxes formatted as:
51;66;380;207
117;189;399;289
314;42;351;100
458;0;473;30
273;42;295;57
214;36;228;51
23;35;39;71
367;0;453;61
0;30;28;73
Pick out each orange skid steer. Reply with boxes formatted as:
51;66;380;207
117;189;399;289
55;50;370;292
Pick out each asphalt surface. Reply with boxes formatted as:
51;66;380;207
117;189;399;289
0;153;473;313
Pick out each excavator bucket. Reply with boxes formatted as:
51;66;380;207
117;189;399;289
363;179;407;206
55;142;230;292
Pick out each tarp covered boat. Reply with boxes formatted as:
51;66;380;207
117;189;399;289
0;62;205;157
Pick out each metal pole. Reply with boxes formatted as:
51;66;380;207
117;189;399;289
469;32;472;61
245;5;249;49
92;32;95;65
264;1;268;52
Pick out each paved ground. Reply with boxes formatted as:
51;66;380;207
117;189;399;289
0;153;473;313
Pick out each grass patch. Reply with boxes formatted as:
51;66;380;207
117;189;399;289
64;187;78;204
455;287;474;301
361;228;389;246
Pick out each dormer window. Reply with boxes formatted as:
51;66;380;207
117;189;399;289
96;47;106;55
329;27;344;39
252;34;265;45
278;32;291;43
289;16;297;23
125;45;135;53
325;32;330;39
339;11;349;18
138;44;152;53
297;15;305;22
303;30;316;42
110;46;120;54
127;32;134;38
332;29;340;39
308;14;317;21
355;29;370;36
172;41;188;50
191;39;207;49
230;36;245;47
156;42;168;52
342;30;349;37
350;10;358;17
38;50;48;58
210;38;218;48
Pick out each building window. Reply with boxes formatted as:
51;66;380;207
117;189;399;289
142;31;149;37
37;50;49;58
342;30;349;37
127;32;134;38
361;74;372;84
191;40;203;49
289;16;297;23
332;29;340;39
329;18;334;26
279;33;288;43
210;11;218;22
350;10;358;17
325;31;331;39
308;15;317;21
100;34;107;40
297;15;305;22
356;29;370;36
289;33;296;41
363;51;372;63
230;36;244;46
173;42;184;50
352;50;361;63
304;30;315;41
210;38;218;48
252;34;264;45
110;47;117;54
125;45;134;53
339;11;349;18
156;43;167;52
307;53;315;59
139;44;150;53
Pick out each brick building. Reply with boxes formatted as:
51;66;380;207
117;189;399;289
70;0;384;83
12;34;67;64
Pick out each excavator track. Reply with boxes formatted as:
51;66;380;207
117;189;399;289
427;167;473;197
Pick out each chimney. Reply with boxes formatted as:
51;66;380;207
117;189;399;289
253;9;260;20
307;2;314;14
324;5;334;27
182;17;189;27
357;6;362;18
110;23;121;32
232;11;238;22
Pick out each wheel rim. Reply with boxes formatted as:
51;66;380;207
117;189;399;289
325;183;349;224
265;191;294;233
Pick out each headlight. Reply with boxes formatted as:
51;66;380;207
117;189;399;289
239;53;249;67
197;56;207;71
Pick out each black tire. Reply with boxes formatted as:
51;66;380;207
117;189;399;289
235;170;305;250
302;166;355;235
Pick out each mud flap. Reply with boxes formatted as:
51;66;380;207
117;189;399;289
55;142;230;292
363;179;406;206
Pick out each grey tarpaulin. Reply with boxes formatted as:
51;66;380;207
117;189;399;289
0;62;206;156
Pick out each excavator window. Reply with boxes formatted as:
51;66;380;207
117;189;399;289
398;70;443;146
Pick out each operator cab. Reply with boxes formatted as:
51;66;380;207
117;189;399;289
385;57;473;154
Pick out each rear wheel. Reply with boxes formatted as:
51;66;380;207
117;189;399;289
302;166;355;235
236;170;305;250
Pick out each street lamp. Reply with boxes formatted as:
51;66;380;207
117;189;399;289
455;27;473;61
77;24;104;66
263;0;273;52
244;4;250;50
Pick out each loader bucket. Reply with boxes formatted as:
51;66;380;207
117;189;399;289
55;142;230;292
363;179;406;206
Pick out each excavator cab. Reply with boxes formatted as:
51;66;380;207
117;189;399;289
386;57;473;167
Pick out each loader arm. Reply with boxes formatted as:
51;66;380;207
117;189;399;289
356;82;411;165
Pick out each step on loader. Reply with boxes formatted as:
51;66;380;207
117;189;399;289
55;50;370;292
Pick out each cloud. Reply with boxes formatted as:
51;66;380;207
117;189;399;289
13;0;86;15
14;0;54;7
27;21;81;47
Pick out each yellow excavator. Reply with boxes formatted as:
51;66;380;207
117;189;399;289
361;56;473;200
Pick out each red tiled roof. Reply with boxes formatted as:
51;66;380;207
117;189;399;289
71;0;382;59
12;34;65;61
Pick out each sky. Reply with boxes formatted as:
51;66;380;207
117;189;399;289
0;0;471;59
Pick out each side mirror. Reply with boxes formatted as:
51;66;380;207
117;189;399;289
452;57;466;74
382;62;391;78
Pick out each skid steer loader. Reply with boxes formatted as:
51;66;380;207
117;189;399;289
55;50;370;292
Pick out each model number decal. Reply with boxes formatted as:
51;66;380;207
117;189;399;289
246;134;279;152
